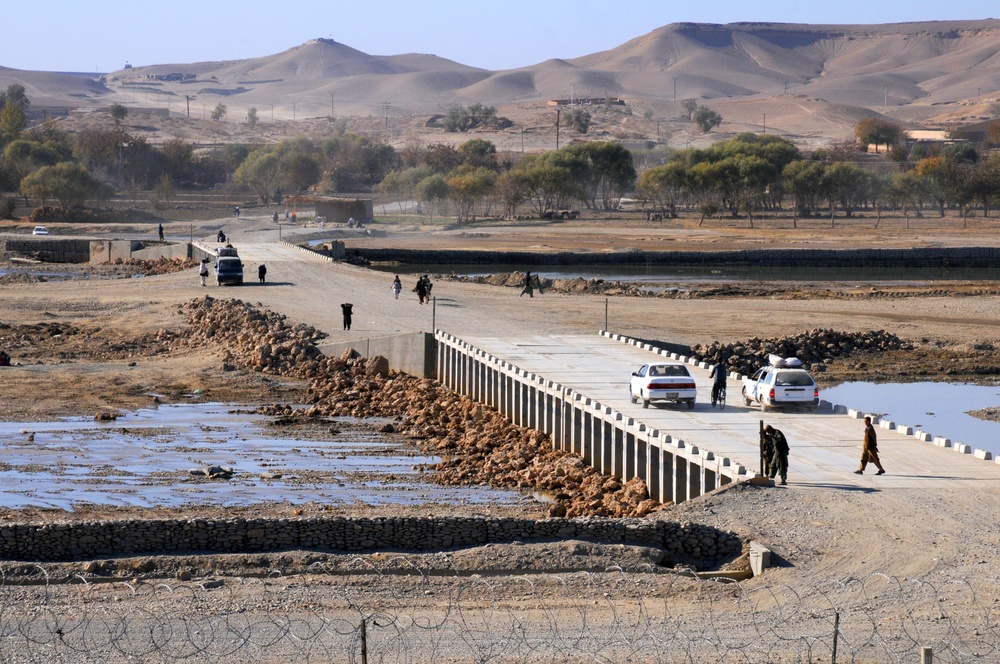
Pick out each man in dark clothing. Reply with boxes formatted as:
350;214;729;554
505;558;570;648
341;303;353;330
709;362;726;406
764;425;790;485
521;271;534;298
258;264;267;284
158;223;164;241
415;277;428;304
855;416;886;475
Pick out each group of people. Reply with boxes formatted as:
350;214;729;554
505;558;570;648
413;275;433;304
757;415;886;486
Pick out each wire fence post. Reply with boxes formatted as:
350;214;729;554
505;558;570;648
605;297;608;331
360;617;368;664
432;296;436;333
832;611;840;664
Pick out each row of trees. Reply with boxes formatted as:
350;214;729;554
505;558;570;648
6;86;1000;223
638;132;1000;224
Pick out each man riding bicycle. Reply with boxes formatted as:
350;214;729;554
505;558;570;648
709;361;727;406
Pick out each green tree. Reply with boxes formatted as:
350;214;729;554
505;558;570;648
692;106;722;133
415;173;450;219
854;118;907;154
782;160;827;218
247;107;258;126
637;161;688;217
280;152;322;194
458;139;498;170
564;142;637;210
821;163;870;220
565;108;591;134
0;102;28;146
495;170;531;218
376;165;435;213
444;105;472;132
211;103;228;121
151;173;176;209
109;103;128;126
20;162;109;208
0;84;29;112
234;149;281;203
447;166;497;221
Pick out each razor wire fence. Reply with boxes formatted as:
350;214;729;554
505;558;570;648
0;560;996;663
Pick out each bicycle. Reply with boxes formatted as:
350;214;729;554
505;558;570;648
711;384;727;410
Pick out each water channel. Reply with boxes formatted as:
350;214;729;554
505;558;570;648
822;382;1000;457
0;403;530;511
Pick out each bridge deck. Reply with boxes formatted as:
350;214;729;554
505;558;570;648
463;334;1000;490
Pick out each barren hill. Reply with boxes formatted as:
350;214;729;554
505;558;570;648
7;21;1000;146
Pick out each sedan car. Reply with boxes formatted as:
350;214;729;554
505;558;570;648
629;362;697;409
31;226;49;235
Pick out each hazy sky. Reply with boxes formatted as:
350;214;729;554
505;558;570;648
2;0;996;73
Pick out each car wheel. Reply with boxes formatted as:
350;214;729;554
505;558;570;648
642;396;649;408
742;388;752;407
687;399;695;410
759;399;768;412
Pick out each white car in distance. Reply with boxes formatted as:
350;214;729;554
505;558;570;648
32;226;49;235
629;362;697;410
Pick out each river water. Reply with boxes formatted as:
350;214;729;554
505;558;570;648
0;403;529;511
822;382;1000;457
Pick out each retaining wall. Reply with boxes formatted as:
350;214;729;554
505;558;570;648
3;238;92;263
348;246;1000;268
436;331;748;505
0;515;740;564
319;332;437;379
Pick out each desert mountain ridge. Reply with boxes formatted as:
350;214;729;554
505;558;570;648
4;20;1000;148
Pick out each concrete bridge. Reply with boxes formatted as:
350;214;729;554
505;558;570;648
437;330;1000;504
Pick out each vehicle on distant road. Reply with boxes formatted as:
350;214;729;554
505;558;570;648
742;366;819;411
32;226;49;235
629;362;697;409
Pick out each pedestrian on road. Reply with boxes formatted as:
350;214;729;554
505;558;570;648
234;206;240;218
258;264;267;284
199;258;210;287
392;275;402;300
415;276;428;304
341;303;353;330
855;416;886;475
520;271;534;298
272;211;279;223
157;223;164;241
764;425;789;485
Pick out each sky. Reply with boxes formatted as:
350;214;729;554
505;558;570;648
1;0;997;73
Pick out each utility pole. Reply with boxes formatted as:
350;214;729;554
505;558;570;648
330;91;335;118
555;108;561;150
381;101;391;142
763;114;766;134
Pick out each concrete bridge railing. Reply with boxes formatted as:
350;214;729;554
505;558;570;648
435;331;749;505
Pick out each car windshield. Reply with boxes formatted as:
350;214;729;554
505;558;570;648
774;371;814;386
649;365;689;377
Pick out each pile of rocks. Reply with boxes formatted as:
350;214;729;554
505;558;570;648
106;256;198;276
691;328;911;376
178;297;664;519
176;295;328;378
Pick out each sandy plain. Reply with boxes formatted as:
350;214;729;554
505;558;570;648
2;211;1000;660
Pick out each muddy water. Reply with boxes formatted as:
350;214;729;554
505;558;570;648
0;403;528;510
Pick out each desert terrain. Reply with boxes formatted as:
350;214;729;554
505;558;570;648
2;210;1000;659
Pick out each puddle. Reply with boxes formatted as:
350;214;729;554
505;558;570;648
0;403;529;511
822;382;1000;456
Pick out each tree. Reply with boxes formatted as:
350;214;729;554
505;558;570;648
782;160;827;219
458;139;498;170
234;149;281;203
564;142;637;211
637;161;688;217
415;174;449;219
495;170;531;219
680;99;698;120
565;108;591;134
0;102;27;146
109;103;128;126
211;103;228;121
279;152;322;194
151;174;175;209
692;106;723;133
3;139;61;203
247;107;258;126
20;162;109;208
444;105;472;132
447;166;497;221
854;118;906;154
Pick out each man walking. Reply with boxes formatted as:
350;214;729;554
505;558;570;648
199;258;210;287
855;416;886;475
520;271;534;298
258;264;267;284
341;302;353;331
764;425;789;485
